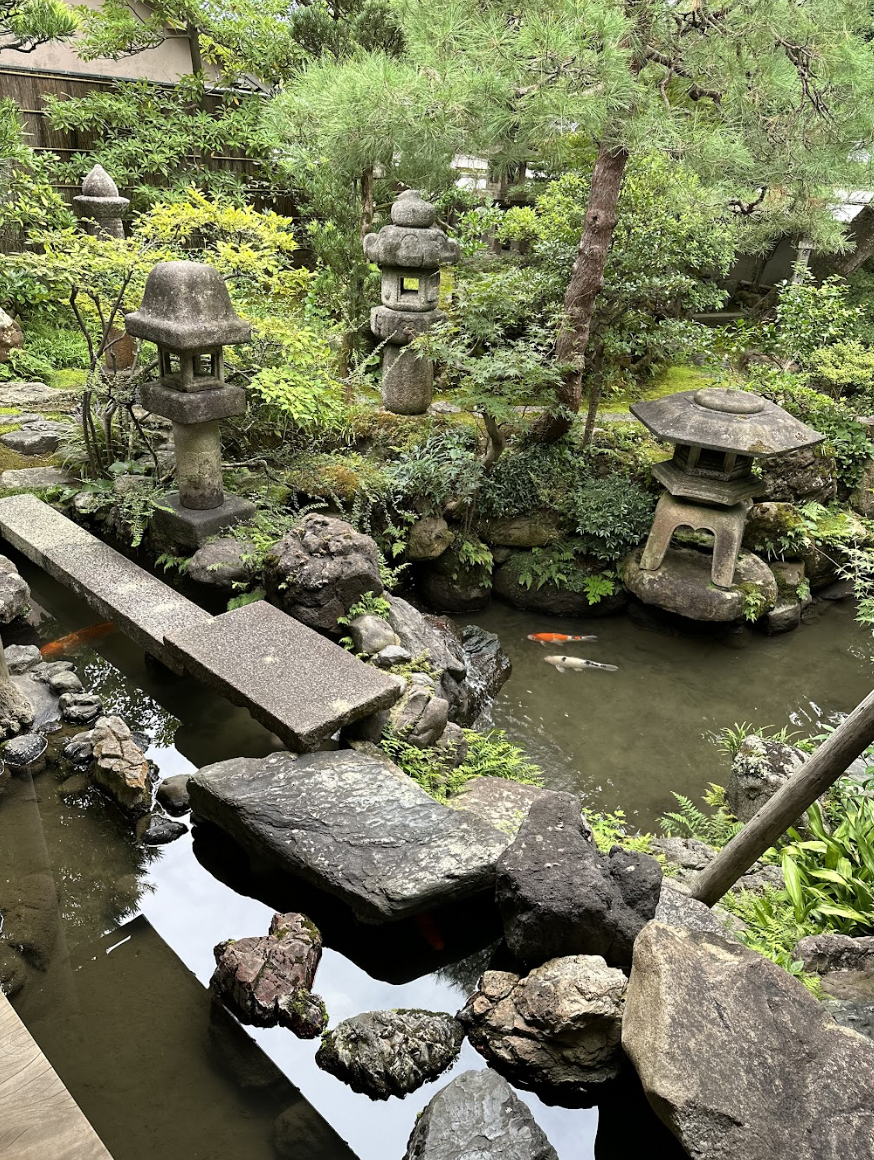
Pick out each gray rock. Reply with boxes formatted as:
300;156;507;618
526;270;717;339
434;721;467;768
0;871;59;968
728;735;806;824
460;624;511;721
90;714;151;812
31;660;74;683
649;836;717;873
763;598;801;634
452;776;545;837
212;911;327;1038
187;537;255;589
758;444;836;505
824;998;874;1042
156;773;190;815
0;466;70;490
407;516;454;560
316;1009;463;1099
0;558;29;623
402;1068;558;1160
264;513;383;634
794;933;874;975
0;944;29;997
655;881;737;938
59;772;91;797
385;596;467;682
819;578;855;601
373;644;411;668
0;308;23;362
0;422;68;456
622;545;778;622
135;812;188;845
496;791;662;969
59;691;103;726
48;669;83;695
62;730;94;765
4;644;41;674
188;748;512;922
623;922;874;1160
493;553;629;617
416;547;491;613
0;382;74;409
479;514;560;548
349;614;398;656
3;731;47;771
458;956;626;1101
389;683;450;748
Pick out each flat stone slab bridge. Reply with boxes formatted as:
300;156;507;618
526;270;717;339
0;495;402;750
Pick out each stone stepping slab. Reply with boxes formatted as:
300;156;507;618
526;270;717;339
164;600;403;751
0;466;72;490
188;748;512;922
0;493;210;671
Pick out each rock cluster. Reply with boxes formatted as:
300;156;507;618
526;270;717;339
89;714;151;812
211;912;327;1039
316;1009;464;1100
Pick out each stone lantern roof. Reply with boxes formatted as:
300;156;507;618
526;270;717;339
631;387;824;458
363;191;460;269
125;260;251;349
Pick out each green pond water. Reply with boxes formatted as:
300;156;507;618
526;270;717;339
1;551;870;1160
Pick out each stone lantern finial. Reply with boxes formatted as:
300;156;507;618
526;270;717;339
363;191;459;415
125;260;255;548
74;164;130;240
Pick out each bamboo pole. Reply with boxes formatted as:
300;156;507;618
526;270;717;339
691;688;874;907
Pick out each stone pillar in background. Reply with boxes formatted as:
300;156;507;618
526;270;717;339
125;260;256;549
363;191;460;415
73;165;130;240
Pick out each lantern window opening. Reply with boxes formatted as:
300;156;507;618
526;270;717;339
401;277;420;293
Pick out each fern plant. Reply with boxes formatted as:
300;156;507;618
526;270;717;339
659;784;743;848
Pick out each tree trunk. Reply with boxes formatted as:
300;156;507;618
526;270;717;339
811;203;874;281
533;143;629;444
361;166;375;241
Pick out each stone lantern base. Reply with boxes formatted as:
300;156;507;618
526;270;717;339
151;492;256;550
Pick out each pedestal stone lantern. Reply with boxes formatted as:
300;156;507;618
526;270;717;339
631;387;824;587
363;191;460;415
125;260;255;549
73;165;130;240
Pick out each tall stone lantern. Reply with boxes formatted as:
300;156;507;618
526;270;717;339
363;191;460;414
73;165;129;240
631;387;823;587
125;260;255;549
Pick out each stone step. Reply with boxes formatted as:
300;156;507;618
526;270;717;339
164;600;403;751
0;493;211;672
0;991;113;1160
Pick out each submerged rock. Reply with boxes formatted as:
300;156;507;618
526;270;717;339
316;1009;463;1100
212;911;327;1038
496;791;662;969
264;514;383;635
59;691;103;726
458;956;626;1103
623;545;778;623
623;922;874;1159
0;871;59;968
0;944;28;997
135;812;188;845
403;1068;558;1160
90;714;151;813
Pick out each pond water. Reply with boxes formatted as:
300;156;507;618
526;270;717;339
2;553;870;1160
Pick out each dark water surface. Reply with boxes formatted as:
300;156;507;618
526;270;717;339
3;552;871;1160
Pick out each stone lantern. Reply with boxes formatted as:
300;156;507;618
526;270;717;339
73;165;129;240
125;260;255;549
631;387;824;587
363;191;460;414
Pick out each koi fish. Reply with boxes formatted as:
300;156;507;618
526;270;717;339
544;654;618;674
527;632;598;645
40;621;116;659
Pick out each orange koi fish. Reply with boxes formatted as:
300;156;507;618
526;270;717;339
527;632;598;646
40;621;117;659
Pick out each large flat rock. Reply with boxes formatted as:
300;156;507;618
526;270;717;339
164;600;402;751
0;494;210;671
188;748;513;922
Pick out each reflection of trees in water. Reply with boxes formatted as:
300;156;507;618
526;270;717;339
433;942;499;997
77;652;180;748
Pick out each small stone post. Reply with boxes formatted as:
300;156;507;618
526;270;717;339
363;191;459;415
125;260;256;549
73;164;130;240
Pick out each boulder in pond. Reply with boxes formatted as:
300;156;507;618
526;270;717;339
4;644;41;674
59;691;103;726
315;1009;463;1100
459;624;511;721
0;555;29;624
156;773;190;815
622;922;874;1160
187;537;256;590
212;911;327;1038
135;812;188;845
493;552;628;617
188;748;512;922
89;714;151;813
496;791;662;969
402;1068;558;1160
622;545;777;622
415;547;491;614
727;734;806;824
385;596;467;682
458;956;626;1103
264;514;383;635
0;871;59;968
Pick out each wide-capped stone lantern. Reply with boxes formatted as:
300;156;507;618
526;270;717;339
363;191;460;415
126;260;255;549
73;164;130;240
631;386;824;589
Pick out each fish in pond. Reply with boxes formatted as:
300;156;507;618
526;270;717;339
527;632;598;645
40;621;116;659
544;654;618;674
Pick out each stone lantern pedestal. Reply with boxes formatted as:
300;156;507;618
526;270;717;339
126;261;255;550
363;192;459;415
73;165;129;240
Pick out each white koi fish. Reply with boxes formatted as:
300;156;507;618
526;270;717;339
544;654;618;674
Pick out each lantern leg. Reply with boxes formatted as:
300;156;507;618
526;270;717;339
174;420;224;510
381;346;434;415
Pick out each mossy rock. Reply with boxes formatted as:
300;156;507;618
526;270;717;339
622;546;777;623
415;546;491;613
742;502;806;555
493;550;628;617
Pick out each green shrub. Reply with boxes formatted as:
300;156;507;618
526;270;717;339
570;474;655;563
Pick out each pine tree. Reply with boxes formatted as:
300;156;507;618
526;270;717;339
1;0;77;52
